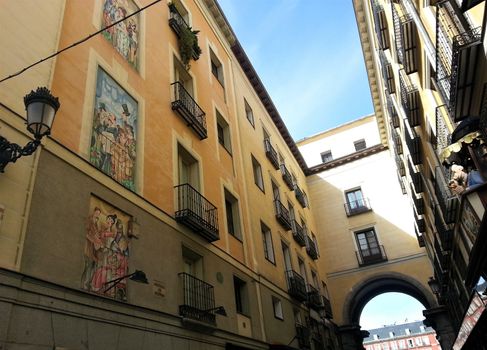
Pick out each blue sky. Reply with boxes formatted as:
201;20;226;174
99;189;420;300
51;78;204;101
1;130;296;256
218;0;374;140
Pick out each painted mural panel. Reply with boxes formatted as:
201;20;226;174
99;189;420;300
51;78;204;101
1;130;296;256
90;67;137;191
81;196;131;301
102;0;139;68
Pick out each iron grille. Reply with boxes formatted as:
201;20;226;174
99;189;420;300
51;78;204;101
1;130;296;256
306;236;319;260
396;154;406;177
405;123;422;165
285;270;308;302
344;197;372;216
292;220;306;247
280;164;294;190
434;166;459;224
307;284;323;311
174;183;219;242
434;204;454;251
356;245;387;266
296;324;311;349
373;2;390;50
178;272;216;325
264;138;279;170
434;105;453;155
388;95;400;128
399;71;422;127
171;82;207;139
393;129;403;155
274;199;292;231
168;3;190;38
408;160;423;193
322;295;333;319
414;209;425;233
294;185;307;208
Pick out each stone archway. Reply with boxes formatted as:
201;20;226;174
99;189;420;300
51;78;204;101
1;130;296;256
338;272;438;350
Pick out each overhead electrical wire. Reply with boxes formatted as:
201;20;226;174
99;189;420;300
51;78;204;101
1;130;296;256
0;0;162;84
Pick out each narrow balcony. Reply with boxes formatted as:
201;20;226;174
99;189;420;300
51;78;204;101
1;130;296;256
393;129;403;155
405;125;422;165
408;160;423;194
415;210;426;233
295;324;311;349
390;106;400;128
294;185;307;208
306;237;319;260
434;237;451;278
434;105;453;154
174;184;219;242
292;220;306;247
274;199;292;231
399;71;422;127
396;155;406;177
168;4;200;61
411;184;424;215
434;205;454;251
373;2;390;50
415;226;425;247
434;166;459;224
356;245;387;266
380;51;395;94
322;295;333;319
171;82;207;139
285;270;308;302
307;284;323;311
344;197;372;217
264;138;279;170
178;272;217;326
280;163;294;190
436;1;481;121
393;3;419;74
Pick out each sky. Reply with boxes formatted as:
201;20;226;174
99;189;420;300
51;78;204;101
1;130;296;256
217;0;374;140
360;293;426;330
216;3;424;327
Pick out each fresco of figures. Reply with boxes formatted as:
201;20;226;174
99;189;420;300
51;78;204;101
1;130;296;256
90;67;137;191
102;0;139;68
81;196;131;301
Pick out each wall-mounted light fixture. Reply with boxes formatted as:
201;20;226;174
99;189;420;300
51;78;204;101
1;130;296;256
204;306;227;316
0;87;60;172
104;269;149;293
428;277;440;295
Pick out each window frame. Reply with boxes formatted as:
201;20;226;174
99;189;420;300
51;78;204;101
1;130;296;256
251;155;265;192
321;150;333;163
354;139;367;151
244;98;255;127
272;296;284;320
216;110;232;154
261;221;275;264
224;189;242;240
209;48;224;87
233;276;249;315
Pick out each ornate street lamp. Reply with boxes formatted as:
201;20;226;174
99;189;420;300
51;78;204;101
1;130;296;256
103;269;149;293
428;277;441;295
0;87;60;173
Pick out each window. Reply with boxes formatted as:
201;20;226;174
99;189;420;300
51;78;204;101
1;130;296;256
374;343;381;350
345;188;366;211
298;258;307;282
383;343;390;350
405;329;411;335
391;342;398;350
182;245;203;279
210;49;224;86
271;180;280;201
398;340;406;349
415;337;423;346
354;139;366;151
272;296;283;320
252;155;264;191
174;56;193;95
261;221;275;263
293;308;303;325
244;99;254;127
178;144;199;189
233;276;248;314
407;339;413;348
225;189;241;239
281;241;292;271
321;150;333;163
216;110;231;153
311;270;319;288
355;228;382;260
422;336;430;345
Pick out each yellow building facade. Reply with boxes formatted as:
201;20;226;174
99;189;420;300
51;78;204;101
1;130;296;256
353;0;487;349
0;1;338;349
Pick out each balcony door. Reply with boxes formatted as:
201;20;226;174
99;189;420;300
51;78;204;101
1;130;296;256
281;241;292;272
178;144;199;190
346;188;364;210
174;57;193;96
272;181;280;202
355;229;380;258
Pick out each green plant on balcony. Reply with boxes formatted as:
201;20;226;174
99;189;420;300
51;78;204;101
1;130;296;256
179;26;201;68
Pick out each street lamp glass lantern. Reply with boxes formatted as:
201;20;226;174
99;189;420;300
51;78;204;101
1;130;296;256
24;87;60;139
428;277;440;295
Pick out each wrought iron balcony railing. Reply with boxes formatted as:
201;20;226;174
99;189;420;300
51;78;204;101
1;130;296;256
412;188;425;215
294;185;307;208
174;183;219;242
179;272;216;325
373;2;390;50
434;235;451;273
171;82;207;139
434;204;454;252
434;166;459;224
274;199;292;231
307;284;323;311
396;154;406;177
280;163;294;190
405;124;422;165
264;138;279;170
168;4;200;61
356;245;387;266
393;129;403;155
436;1;481;121
433;105;453;155
408;160;423;194
415;226;425;247
322;295;333;319
292;220;306;247
389;98;400;128
285;270;308;302
399;71;422;127
392;2;419;74
380;51;396;94
344;197;372;216
415;209;425;233
306;236;319;260
296;324;311;349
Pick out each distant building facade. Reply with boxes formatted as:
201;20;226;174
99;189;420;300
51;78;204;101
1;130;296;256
363;321;440;350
